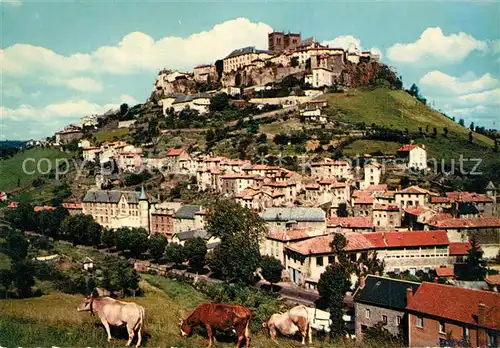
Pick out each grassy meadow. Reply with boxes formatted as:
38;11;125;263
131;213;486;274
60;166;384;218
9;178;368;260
0;148;73;192
95;128;129;143
0;277;345;348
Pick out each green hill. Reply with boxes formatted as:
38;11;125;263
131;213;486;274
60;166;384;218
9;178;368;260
325;88;494;146
0;148;73;192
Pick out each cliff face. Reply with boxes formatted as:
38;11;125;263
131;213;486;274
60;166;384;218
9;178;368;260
341;61;399;88
221;65;307;87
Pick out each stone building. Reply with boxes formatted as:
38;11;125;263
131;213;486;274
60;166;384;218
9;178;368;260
268;31;301;53
354;275;420;343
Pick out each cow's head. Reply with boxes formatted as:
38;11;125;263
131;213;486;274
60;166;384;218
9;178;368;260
179;318;192;337
77;295;93;312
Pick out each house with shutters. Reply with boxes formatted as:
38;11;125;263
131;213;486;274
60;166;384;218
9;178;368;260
396;144;427;171
406;282;500;348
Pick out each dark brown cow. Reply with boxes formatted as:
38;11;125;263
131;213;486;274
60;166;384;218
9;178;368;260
179;302;252;348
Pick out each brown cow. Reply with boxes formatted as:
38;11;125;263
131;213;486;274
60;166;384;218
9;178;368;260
179;302;252;348
263;305;312;345
77;295;145;347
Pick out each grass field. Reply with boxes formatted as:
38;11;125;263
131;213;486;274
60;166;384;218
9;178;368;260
343;140;401;156
0;277;345;348
95;128;129;143
0;148;73;192
325;88;494;146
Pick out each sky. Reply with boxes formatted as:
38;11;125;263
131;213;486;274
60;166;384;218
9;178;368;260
1;0;499;140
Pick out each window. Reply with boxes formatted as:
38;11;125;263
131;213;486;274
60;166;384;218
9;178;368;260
328;256;335;264
462;327;469;339
316;257;324;266
416;316;423;328
439;320;446;334
365;309;371;319
382;315;387;324
487;333;497;347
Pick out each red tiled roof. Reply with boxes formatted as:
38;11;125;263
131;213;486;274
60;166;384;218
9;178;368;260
397;186;429;195
396;144;420;152
486;274;500;286
220;173;258;180
166;148;186;157
310;160;350;167
268;228;314;242
7;201;20;208
286;230;448;255
407;282;500;330
365;184;387;191
445;192;493;203
354;196;374;205
449;242;472;255
373;204;400;211
328;217;373;228
404;206;426;216
34;205;56;212
430;196;452;204
62;203;83;209
428;217;500;228
435;267;454;277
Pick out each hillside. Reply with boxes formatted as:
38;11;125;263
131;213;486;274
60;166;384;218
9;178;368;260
0;148;73;192
0;276;343;347
324;88;494;145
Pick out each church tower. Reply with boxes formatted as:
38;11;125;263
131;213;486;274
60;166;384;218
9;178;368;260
138;186;150;233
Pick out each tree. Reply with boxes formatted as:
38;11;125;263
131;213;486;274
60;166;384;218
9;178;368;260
443;127;449;137
459;119;465;127
128;228;149;259
206;199;266;283
317;263;351;338
101;259;139;295
337;203;348;217
115;227;133;251
120;103;129;116
209;93;229;112
101;229;116;249
260;256;283;289
465;237;487;281
363;321;402;346
36;206;68;238
164;243;186;265
0;269;12;298
148;234;168;263
184;237;207;272
493;138;498;153
11;261;35;298
469;122;475;131
5;230;29;262
5;202;35;231
468;131;473;144
432;127;437;138
59;214;102;246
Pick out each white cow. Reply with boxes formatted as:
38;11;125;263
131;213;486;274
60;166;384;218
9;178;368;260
263;305;312;345
77;295;145;347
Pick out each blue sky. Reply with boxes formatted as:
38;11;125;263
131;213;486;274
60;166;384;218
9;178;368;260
1;0;499;139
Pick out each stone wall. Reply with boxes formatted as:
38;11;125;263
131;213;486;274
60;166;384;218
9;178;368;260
355;302;404;340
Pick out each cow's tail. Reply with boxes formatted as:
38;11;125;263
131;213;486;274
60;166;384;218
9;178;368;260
136;306;146;335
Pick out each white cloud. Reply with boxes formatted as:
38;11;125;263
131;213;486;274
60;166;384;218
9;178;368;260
322;35;382;58
1;17;272;78
387;27;488;64
0;0;22;7
420;71;500;95
41;76;104;92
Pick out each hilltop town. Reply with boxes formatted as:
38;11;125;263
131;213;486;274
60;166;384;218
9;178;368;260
1;29;499;347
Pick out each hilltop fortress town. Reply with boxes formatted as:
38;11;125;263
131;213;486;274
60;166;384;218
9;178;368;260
151;31;383;105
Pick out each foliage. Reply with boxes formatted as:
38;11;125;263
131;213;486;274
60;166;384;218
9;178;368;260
205;199;266;284
363;321;402;346
35;206;68;239
183;237;207;272
5;202;35;232
52;181;72;203
209;93;229;112
124;172;152;186
3;229;29;262
260;256;283;286
164;243;186;265
148;234;168;263
101;229;115;249
10;261;36;298
464;236;487;281
128;228;149;258
120;103;129;116
101;259;139;294
59;214;102;247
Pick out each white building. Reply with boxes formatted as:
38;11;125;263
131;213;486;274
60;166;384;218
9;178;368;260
396;144;427;171
299;107;326;123
171;93;211;114
360;162;382;189
223;46;273;73
306;67;333;88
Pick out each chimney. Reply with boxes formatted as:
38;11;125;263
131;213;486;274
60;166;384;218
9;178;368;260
478;303;486;325
360;276;366;289
406;288;413;306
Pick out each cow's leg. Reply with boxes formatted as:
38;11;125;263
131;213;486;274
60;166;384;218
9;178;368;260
126;322;135;347
205;324;213;348
308;323;312;344
244;320;251;348
269;326;278;343
297;317;307;345
235;326;244;348
100;318;112;342
136;323;142;348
